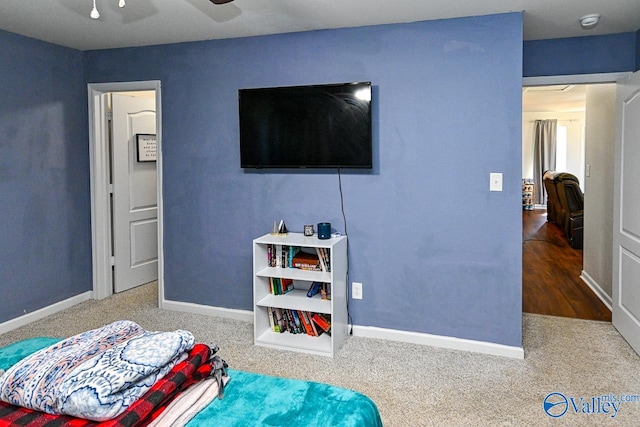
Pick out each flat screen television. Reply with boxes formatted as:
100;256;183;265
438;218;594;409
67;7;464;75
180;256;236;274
239;82;372;169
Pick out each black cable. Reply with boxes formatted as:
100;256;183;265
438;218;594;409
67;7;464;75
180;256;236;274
338;168;353;335
338;169;348;237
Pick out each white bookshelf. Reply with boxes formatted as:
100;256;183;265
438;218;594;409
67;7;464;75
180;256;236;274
253;232;347;357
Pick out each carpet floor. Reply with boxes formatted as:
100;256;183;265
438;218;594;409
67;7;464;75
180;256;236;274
1;282;638;426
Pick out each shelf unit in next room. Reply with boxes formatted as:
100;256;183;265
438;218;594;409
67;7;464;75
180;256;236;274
253;232;347;357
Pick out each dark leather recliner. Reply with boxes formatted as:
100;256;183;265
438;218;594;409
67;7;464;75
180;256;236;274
543;170;560;223
543;171;584;249
560;176;584;249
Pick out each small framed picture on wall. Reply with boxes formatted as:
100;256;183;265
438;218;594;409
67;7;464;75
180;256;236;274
136;134;157;162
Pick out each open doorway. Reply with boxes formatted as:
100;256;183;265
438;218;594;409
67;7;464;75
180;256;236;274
522;82;615;321
110;92;158;293
88;81;164;304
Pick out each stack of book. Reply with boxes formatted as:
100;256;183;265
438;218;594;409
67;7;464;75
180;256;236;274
292;251;321;271
267;308;331;336
269;277;294;295
267;245;331;272
267;244;301;268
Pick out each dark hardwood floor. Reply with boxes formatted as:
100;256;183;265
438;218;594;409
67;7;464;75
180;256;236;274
522;209;611;321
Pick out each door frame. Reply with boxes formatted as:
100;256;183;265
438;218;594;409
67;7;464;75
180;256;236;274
88;81;164;304
522;72;630;312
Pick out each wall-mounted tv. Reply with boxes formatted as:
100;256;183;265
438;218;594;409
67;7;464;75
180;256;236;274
239;82;372;169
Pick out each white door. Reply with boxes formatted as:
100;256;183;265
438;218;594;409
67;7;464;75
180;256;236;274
111;93;158;293
612;70;640;355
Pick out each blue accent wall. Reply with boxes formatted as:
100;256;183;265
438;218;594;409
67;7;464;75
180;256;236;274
0;30;91;323
85;13;524;347
3;8;638;348
523;32;637;77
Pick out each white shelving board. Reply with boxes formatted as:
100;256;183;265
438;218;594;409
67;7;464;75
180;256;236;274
253;232;347;357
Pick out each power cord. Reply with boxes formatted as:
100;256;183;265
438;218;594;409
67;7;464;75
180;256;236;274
338;169;354;335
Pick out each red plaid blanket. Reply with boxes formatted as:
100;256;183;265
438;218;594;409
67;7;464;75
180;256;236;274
0;343;214;427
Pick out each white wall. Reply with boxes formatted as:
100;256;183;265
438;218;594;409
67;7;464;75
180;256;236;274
583;83;616;301
522;111;586;186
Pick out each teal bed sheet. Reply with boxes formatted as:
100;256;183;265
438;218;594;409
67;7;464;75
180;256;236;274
189;369;383;427
0;337;383;426
0;337;61;371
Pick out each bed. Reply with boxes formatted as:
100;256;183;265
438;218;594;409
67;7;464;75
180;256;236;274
0;322;383;426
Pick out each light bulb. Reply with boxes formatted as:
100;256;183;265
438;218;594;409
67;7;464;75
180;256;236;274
90;0;100;19
119;0;126;8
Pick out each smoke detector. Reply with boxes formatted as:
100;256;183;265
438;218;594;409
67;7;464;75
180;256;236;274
579;14;600;29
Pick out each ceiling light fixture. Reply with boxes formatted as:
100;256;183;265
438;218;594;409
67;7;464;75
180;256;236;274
90;0;126;20
90;0;100;19
579;14;600;29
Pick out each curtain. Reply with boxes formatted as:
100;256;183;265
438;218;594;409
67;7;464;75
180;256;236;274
533;119;557;204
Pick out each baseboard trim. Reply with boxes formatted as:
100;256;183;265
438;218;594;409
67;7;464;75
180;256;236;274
162;300;523;358
351;325;525;359
0;291;93;335
580;270;613;311
2;295;523;359
162;299;253;323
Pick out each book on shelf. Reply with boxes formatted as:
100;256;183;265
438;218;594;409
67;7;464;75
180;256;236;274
308;312;320;336
290;310;302;334
315;247;331;272
271;308;281;333
269;277;294;295
292;251;321;271
267;306;276;332
267;308;328;337
288;246;301;267
282;245;288;268
274;245;281;268
311;313;331;335
283;278;294;293
267;244;304;268
285;309;296;333
273;307;285;333
298;310;315;336
315;248;327;272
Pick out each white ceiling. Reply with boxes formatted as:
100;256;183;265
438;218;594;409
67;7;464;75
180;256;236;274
0;0;638;51
523;85;588;113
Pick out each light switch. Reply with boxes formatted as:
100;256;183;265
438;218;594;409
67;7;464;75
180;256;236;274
490;173;503;192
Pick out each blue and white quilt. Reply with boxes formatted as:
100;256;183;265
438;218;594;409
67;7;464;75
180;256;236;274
0;320;194;421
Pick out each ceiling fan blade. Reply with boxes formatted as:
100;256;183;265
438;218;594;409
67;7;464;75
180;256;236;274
210;0;234;4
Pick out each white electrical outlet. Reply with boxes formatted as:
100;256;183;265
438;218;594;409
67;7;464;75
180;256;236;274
352;282;363;300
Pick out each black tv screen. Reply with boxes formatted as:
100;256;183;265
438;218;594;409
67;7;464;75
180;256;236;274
239;82;372;168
